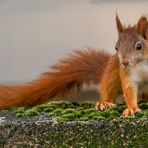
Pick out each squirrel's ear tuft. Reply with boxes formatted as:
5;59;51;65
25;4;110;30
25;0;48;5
137;16;148;39
116;14;124;34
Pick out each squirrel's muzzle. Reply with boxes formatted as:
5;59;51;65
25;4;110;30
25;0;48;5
122;60;130;67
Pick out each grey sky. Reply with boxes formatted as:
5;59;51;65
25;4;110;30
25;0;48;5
0;0;147;83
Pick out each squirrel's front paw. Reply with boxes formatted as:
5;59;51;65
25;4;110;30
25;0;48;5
122;108;142;117
95;101;116;111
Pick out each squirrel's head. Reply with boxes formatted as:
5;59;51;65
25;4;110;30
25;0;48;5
115;15;148;68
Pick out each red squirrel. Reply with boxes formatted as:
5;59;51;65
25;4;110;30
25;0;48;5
0;15;148;117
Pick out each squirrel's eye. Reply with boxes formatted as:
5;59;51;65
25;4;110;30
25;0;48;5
115;45;118;51
136;41;143;50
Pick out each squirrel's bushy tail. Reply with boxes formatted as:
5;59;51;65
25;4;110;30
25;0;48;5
0;49;111;109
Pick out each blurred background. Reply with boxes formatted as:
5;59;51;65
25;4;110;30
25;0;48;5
0;0;147;86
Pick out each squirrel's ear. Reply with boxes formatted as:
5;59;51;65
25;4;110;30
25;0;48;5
116;14;124;34
137;16;148;39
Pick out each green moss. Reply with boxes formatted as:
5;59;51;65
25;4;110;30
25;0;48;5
12;107;26;113
81;108;96;114
57;102;75;109
43;107;55;113
88;112;102;118
58;114;76;123
123;116;139;122
16;113;24;117
49;108;63;116
114;104;126;113
57;103;121;122
32;105;47;112
79;116;90;121
24;109;39;116
143;110;148;116
90;115;106;120
79;102;94;108
62;108;75;114
11;102;148;123
139;103;148;110
71;110;82;118
136;112;144;118
48;102;75;110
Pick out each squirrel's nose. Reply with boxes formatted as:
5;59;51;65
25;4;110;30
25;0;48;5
122;60;129;67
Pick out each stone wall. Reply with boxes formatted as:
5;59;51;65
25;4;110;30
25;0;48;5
0;102;148;147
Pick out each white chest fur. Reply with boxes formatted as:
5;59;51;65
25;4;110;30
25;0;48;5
131;60;148;84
